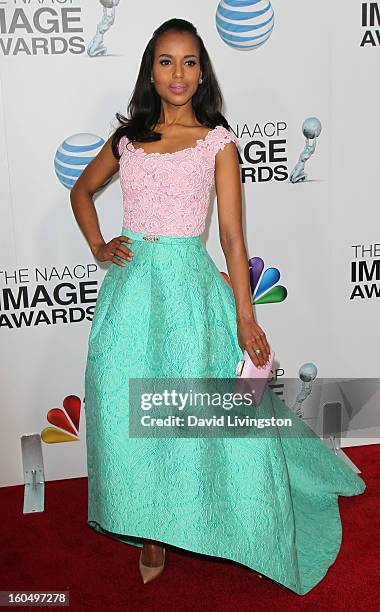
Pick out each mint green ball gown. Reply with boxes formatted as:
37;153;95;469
84;125;365;595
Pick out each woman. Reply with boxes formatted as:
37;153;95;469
70;18;366;594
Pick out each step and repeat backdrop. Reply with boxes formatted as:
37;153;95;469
1;1;379;486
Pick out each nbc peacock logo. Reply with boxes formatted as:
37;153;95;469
221;256;287;304
41;395;82;443
249;256;287;304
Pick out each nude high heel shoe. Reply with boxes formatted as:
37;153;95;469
139;546;166;584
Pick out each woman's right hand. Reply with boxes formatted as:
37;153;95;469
92;235;134;267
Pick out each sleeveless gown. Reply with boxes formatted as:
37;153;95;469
84;125;366;595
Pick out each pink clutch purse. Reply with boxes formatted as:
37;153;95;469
234;349;275;406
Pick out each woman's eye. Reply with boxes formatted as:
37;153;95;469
158;59;197;66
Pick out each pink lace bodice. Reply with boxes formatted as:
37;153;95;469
117;124;239;237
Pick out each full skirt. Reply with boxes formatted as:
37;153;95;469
84;227;366;596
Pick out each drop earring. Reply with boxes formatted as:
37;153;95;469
150;75;154;83
199;77;203;84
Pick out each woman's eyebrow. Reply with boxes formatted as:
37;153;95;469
158;53;198;58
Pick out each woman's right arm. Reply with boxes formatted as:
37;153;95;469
70;136;133;266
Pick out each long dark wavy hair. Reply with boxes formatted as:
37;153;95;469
111;18;233;159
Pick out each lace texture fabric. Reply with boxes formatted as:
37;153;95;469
84;126;366;596
118;125;239;236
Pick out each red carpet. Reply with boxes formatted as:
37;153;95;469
1;444;379;611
